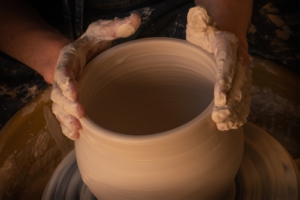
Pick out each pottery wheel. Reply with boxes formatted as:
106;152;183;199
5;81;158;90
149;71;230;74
1;56;300;199
42;122;299;200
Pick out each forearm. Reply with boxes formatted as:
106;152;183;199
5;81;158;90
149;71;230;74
0;0;72;83
194;0;253;47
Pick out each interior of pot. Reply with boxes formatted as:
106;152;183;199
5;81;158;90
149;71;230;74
79;38;215;135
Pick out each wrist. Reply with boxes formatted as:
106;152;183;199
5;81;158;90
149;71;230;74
39;35;72;84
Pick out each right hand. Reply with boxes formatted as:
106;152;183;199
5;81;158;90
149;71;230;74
186;6;252;131
51;14;141;140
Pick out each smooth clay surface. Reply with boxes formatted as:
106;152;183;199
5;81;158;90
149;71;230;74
75;38;244;199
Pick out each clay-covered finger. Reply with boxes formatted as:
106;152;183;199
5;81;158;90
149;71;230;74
114;13;141;38
212;107;231;123
213;32;238;104
214;81;227;106
216;118;234;131
51;83;85;118
52;103;82;132
213;32;238;75
60;123;79;140
54;47;82;101
223;61;246;106
222;60;251;128
83;13;141;41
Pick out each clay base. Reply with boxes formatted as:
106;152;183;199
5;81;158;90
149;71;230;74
42;123;299;200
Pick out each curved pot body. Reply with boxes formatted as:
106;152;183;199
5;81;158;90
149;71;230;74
76;38;244;199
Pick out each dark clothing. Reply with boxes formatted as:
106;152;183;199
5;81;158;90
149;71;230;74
29;0;193;40
0;0;300;129
248;0;300;73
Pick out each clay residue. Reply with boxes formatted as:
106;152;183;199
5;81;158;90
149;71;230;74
268;14;284;27
275;26;293;40
26;85;37;98
39;87;51;102
267;14;293;40
260;3;279;14
0;84;39;104
171;18;185;37
0;86;18;98
21;102;37;116
257;60;277;75
0;105;74;200
140;7;155;23
0;128;60;200
248;24;256;34
21;87;51;116
186;6;252;130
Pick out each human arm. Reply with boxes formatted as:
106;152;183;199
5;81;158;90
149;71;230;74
0;0;72;84
0;0;141;139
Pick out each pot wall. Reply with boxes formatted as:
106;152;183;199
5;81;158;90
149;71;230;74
75;38;244;199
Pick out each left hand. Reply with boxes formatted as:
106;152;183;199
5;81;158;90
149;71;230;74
186;6;252;131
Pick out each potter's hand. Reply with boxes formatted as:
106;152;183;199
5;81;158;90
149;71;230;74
186;6;252;131
51;14;141;140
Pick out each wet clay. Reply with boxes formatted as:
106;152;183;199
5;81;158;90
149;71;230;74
75;38;244;199
186;6;252;131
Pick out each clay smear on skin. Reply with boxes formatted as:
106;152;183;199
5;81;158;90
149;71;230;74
186;6;252;130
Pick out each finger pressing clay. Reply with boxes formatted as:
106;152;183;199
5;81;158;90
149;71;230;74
83;13;141;41
186;6;252;131
52;103;81;132
51;83;85;118
51;14;141;139
60;123;79;140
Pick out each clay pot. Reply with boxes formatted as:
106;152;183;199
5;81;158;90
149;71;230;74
75;38;244;199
